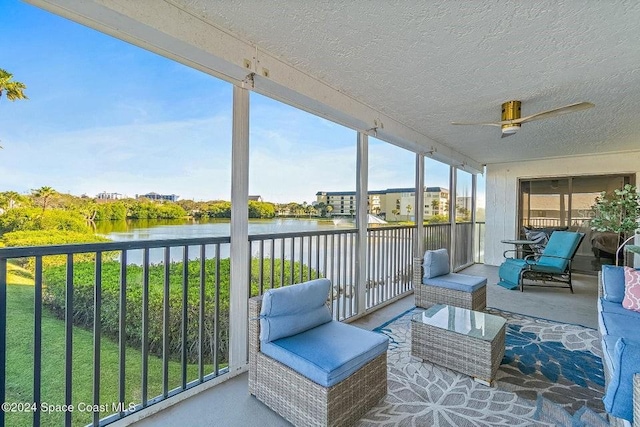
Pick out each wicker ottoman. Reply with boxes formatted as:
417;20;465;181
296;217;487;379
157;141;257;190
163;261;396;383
411;304;506;385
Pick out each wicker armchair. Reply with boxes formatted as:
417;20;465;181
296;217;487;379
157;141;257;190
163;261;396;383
413;252;487;311
248;290;388;427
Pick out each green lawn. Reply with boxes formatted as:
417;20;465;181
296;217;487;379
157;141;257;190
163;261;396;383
4;264;216;427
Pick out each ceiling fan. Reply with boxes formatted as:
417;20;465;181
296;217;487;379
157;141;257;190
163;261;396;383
451;100;594;138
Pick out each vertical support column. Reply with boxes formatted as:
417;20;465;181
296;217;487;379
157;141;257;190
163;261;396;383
229;85;250;370
449;166;457;271
412;154;426;294
414;154;425;257
471;173;478;263
355;132;368;315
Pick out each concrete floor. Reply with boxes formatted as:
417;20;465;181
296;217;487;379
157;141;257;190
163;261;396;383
126;264;599;427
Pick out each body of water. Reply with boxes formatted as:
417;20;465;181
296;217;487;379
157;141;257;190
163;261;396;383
96;218;351;241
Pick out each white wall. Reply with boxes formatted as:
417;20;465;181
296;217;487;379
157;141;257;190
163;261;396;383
484;151;640;266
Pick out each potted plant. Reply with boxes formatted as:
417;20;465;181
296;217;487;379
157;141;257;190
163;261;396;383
590;183;640;266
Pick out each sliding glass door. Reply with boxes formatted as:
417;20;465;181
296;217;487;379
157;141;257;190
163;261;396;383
518;174;633;274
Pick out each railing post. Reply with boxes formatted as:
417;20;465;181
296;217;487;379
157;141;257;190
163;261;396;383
355;132;368;315
230;84;250;370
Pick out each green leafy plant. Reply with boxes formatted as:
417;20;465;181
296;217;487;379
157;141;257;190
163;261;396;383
42;258;319;364
590;184;640;265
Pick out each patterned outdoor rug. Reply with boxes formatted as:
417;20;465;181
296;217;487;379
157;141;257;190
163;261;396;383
358;308;609;427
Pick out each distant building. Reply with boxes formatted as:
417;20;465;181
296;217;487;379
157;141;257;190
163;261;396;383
96;191;124;200
316;187;449;220
248;195;263;202
315;191;357;216
137;192;179;202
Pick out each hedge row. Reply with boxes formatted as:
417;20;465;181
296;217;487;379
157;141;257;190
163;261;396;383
42;258;318;364
2;230;114;270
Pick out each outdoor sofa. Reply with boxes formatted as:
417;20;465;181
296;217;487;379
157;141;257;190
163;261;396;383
598;265;640;427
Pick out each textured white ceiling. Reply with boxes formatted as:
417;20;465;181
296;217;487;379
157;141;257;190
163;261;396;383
173;0;640;165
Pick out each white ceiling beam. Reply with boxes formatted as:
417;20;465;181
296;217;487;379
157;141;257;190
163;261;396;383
27;0;483;174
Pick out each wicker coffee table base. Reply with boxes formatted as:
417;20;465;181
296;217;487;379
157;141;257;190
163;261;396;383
411;316;505;385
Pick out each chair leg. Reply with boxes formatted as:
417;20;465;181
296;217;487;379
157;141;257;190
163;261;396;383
568;266;574;293
519;270;525;292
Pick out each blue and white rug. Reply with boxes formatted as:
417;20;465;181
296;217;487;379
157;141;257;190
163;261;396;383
358;308;609;427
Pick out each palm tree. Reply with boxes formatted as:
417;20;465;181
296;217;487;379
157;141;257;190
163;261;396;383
326;205;333;217
0;191;24;209
31;186;57;211
0;68;27;149
0;69;27;102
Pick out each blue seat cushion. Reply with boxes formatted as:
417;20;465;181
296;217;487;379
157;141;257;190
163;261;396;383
602;265;626;303
423;272;487;292
599;298;640;321
261;320;389;387
600;311;640;339
603;337;640;421
260;278;332;343
423;249;450;278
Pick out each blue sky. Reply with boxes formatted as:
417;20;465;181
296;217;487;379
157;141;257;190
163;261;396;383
0;0;483;205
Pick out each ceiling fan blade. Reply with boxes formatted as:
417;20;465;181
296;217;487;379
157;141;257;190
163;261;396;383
451;121;501;127
501;132;516;139
513;102;594;124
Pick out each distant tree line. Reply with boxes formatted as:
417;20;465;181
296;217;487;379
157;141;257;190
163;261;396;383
176;199;277;219
0;188;287;248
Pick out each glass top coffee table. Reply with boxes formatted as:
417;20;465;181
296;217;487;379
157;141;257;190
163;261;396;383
411;304;506;386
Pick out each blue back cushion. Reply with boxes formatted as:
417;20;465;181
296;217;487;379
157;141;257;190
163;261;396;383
260;278;332;343
602;265;626;303
536;231;583;271
423;249;450;278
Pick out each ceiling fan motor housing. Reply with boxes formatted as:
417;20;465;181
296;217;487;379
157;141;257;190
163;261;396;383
501;100;521;134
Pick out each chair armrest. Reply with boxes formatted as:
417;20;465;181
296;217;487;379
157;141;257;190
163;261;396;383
535;254;572;260
502;249;518;258
525;253;573;268
248;295;264;395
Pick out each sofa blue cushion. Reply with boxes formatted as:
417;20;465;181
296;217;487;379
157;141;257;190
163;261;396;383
260;278;332;343
600;298;640;321
423;249;450;278
602;265;626;303
261;320;389;387
423;272;487;292
600;312;640;339
603;338;640;421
